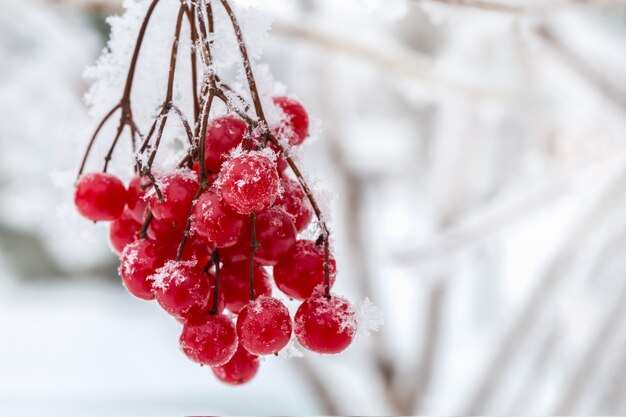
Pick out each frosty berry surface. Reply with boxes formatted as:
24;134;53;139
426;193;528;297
73;0;362;386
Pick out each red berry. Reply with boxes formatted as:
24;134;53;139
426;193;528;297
147;169;199;228
75;172;127;221
204;115;248;172
148;217;185;244
221;262;272;313
109;210;141;255
191;190;244;248
119;239;171;300
212;345;260;385
237;296;292;356
273;96;309;146
126;175;151;223
273;240;336;300
274;177;313;232
152;261;212;320
251;208;296;266
180;314;238;366
294;294;356;354
219;151;279;215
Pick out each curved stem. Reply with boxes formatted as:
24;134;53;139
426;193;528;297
218;0;267;124
77;103;121;179
122;0;161;102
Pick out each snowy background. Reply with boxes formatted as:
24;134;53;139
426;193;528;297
1;0;626;415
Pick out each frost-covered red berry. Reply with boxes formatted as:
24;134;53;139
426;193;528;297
180;314;238;366
274;177;313;232
152;261;212;320
147;169;199;227
211;345;260;386
221;262;272;313
252;207;296;265
75;172;127;221
294;294;356;354
126;175;151;223
219;151;279;215
109;210;141;254
204;115;248;173
273;96;309;146
237;296;292;356
191;190;244;248
119;239;171;300
273;240;336;300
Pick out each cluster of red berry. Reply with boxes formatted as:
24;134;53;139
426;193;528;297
75;97;357;385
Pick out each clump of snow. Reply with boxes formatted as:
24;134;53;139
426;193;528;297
151;260;198;291
355;297;384;339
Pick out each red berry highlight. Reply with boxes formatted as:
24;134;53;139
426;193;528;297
219;151;279;215
180;314;238;366
273;240;336;300
294;294;356;354
237;296;292;356
75;172;127;221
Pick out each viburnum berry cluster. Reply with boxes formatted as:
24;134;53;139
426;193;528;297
73;0;359;386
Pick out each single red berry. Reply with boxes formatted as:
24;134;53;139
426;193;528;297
180;314;238;366
221;262;272;313
191;190;244;248
274;177;313;232
273;96;309;146
237;296;292;356
273;240;336;300
147;169;199;228
152;261;212;320
109;210;141;255
294;294;356;354
212;345;260;386
219;151;280;215
75;172;127;221
251;207;296;266
204;115;248;172
148;217;185;244
126;175;151;223
119;239;171;300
